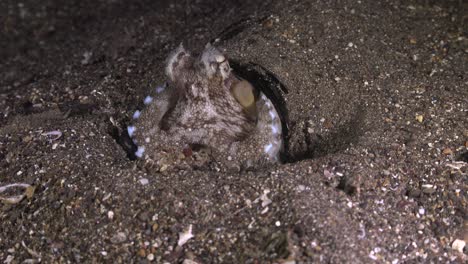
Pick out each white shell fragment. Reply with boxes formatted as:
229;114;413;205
178;224;194;247
139;178;149;185
260;189;272;207
0;183;33;204
451;239;465;253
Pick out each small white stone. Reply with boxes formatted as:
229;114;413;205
110;232;127;244
147;253;155;261
139;178;149;185
451;239;465;253
182;259;199;264
418;207;425;215
4;255;14;263
101;251;108;256
260;190;272;207
107;211;114;220
275;221;281;227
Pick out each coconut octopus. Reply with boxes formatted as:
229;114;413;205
127;44;283;170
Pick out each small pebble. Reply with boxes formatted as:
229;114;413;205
110;232;127;244
4;256;14;263
451;239;465;253
418;207;425;215
160;164;168;172
442;148;453;155
152;223;159;232
182;259;199;264
421;184;436;194
147;253;155;261
137;248;146;257
139;178;149;185
415;114;423;123
107;211;114;220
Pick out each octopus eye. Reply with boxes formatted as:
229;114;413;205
201;43;231;78
219;61;230;78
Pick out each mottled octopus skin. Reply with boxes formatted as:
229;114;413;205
128;44;282;168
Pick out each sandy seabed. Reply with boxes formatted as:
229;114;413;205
0;0;467;263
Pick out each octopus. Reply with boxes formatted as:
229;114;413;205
127;44;283;170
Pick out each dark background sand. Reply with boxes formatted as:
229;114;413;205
1;0;467;262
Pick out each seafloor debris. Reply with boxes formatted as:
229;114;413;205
178;224;194;247
0;183;34;204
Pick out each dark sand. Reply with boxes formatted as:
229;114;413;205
1;0;467;263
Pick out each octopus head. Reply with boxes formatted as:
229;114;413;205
165;43;257;118
200;43;231;80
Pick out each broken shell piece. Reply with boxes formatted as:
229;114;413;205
42;130;63;141
178;224;194;247
0;183;33;204
260;189;272;207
